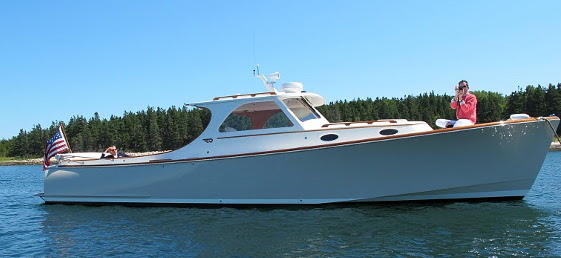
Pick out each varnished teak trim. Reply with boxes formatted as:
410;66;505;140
213;92;277;101
322;120;398;128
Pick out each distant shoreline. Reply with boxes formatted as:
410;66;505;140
0;151;165;166
551;142;561;151
1;145;560;167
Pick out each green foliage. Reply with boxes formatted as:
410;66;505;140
220;113;252;132
319;92;458;128
471;90;507;123
506;83;561;134
3;83;560;157
0;156;28;162
9;129;31;157
146;107;162;151
0;139;13;157
264;112;293;129
5;106;211;157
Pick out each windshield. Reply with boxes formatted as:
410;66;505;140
282;98;321;122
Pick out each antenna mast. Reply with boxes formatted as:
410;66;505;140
253;64;279;92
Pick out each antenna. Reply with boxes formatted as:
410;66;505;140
253;65;279;92
252;32;257;70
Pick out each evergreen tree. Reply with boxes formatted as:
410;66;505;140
404;96;422;121
187;110;204;144
545;84;561;117
163;107;185;150
146;107;162;151
472;91;507;123
9;129;31;157
108;115;126;150
123;111;147;152
0;139;12;157
177;106;191;148
527;85;547;116
88;112;103;151
505;87;526;115
28;124;47;156
66;115;92;152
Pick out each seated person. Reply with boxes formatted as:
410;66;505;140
100;146;118;159
436;80;478;128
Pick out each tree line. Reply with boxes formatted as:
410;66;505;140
1;83;559;158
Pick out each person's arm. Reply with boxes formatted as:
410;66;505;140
450;87;462;109
450;98;458;109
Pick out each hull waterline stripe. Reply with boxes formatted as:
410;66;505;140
42;193;527;206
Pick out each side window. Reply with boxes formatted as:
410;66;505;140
219;113;251;132
282;98;321;122
219;101;293;132
263;112;293;129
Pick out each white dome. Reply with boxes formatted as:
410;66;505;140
281;82;303;93
509;114;530;120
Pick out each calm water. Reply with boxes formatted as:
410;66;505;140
1;153;560;257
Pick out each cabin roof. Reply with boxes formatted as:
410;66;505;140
188;91;326;109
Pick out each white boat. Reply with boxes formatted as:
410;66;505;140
41;72;560;205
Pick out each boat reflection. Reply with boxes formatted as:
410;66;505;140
40;199;560;256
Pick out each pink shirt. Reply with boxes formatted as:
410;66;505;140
450;93;477;124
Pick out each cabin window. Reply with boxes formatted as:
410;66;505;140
320;134;339;141
219;101;293;132
282;98;321;122
379;129;398;135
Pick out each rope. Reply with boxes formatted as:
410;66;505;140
539;117;561;144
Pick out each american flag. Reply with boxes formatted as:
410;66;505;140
43;126;69;170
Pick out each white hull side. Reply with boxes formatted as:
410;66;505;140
44;120;557;205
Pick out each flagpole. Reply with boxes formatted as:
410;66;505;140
59;122;72;153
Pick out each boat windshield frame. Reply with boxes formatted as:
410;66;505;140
282;97;322;122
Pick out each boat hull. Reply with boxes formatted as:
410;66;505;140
43;119;558;205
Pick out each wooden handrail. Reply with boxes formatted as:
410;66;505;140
322;120;398;128
213;92;277;101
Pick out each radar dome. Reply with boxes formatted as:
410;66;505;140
281;82;303;93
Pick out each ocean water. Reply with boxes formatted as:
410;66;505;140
1;152;560;257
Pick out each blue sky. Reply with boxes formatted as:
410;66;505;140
1;0;559;140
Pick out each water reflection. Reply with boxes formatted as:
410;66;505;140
40;200;560;257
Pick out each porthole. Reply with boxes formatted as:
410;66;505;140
320;134;339;141
380;129;398;135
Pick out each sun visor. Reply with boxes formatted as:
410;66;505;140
302;93;326;107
